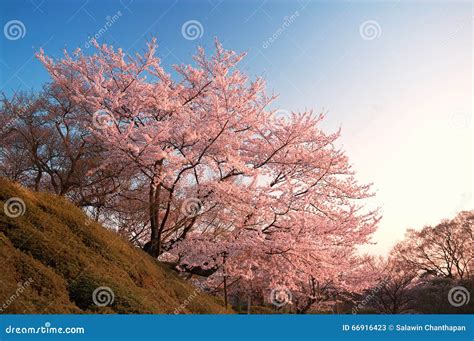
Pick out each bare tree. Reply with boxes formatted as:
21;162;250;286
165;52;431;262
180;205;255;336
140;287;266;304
395;211;473;280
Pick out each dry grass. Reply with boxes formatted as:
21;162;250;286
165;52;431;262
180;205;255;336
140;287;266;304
0;178;231;314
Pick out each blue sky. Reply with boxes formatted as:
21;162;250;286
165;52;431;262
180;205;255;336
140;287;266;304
0;0;472;254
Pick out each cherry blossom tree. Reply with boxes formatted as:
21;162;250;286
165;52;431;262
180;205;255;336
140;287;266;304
38;38;380;304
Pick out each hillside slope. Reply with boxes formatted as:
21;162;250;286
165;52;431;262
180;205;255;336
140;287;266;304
0;178;230;314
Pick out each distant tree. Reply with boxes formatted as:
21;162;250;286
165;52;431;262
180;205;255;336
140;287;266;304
358;211;474;314
0;87;125;219
394;211;473;280
407;276;474;314
368;255;418;314
0;91;47;189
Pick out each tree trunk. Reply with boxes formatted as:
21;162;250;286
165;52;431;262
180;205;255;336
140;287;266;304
145;182;161;257
34;170;42;191
223;252;228;309
223;276;228;309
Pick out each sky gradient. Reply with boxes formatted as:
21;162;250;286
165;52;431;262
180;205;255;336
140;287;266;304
0;0;472;255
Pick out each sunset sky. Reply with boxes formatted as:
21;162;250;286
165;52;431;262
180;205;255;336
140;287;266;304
1;0;472;254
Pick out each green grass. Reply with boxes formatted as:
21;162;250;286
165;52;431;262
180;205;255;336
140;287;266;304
0;178;231;314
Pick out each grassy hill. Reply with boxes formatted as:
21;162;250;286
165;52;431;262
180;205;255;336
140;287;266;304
0;178;230;314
